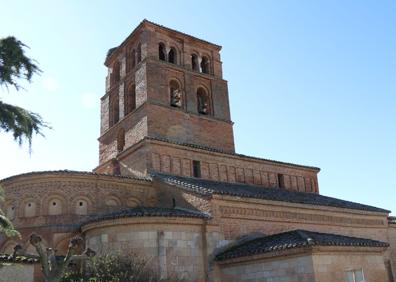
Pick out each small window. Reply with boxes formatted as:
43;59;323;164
191;54;198;71
172;198;176;208
201;56;210;74
168;47;177;64
75;199;88;215
345;269;365;282
48;199;62;215
24;202;36;217
277;174;285;189
192;160;201;178
158;43;166;61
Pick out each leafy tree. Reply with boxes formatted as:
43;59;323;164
0;36;48;148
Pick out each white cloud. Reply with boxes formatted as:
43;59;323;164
42;76;59;92
81;92;98;109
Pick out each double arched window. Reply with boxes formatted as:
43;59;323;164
197;87;211;115
158;43;178;65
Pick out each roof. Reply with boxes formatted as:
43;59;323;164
389;216;396;224
154;173;389;213
215;229;389;261
81;206;210;226
146;136;320;171
0;254;38;264
106;19;221;63
0;169;152;183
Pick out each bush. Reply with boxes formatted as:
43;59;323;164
61;252;170;282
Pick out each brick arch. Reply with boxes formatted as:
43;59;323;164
196;85;212;115
126;197;141;208
104;194;122;207
158;42;166;61
19;197;39;218
70;195;93;215
4;200;16;220
42;193;68;216
168;46;179;64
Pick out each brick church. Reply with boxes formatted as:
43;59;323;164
1;20;395;281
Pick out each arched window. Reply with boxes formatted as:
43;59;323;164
109;94;119;127
124;84;136;115
127;48;136;72
131;49;136;68
158;43;166;61
117;128;125;153
201;56;210;74
169;80;182;108
24;201;36;217
191;54;198;71
137;43;142;63
168;47;177;64
48;198;62;215
112;61;121;83
197;87;210;115
75;199;88;215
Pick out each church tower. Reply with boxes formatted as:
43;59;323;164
96;20;235;175
95;20;319;195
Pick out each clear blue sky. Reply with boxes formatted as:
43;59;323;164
1;1;395;213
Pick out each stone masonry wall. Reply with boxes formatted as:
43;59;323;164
84;219;206;282
219;254;315;282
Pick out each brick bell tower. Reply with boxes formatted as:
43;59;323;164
95;20;234;176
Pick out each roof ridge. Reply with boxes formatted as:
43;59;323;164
0;169;152;183
146;136;320;171
154;172;390;213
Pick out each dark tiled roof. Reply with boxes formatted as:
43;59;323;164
154;173;389;213
389;216;396;224
81;206;210;226
0;254;38;264
0;169;152;183
215;229;389;261
146;136;320;171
